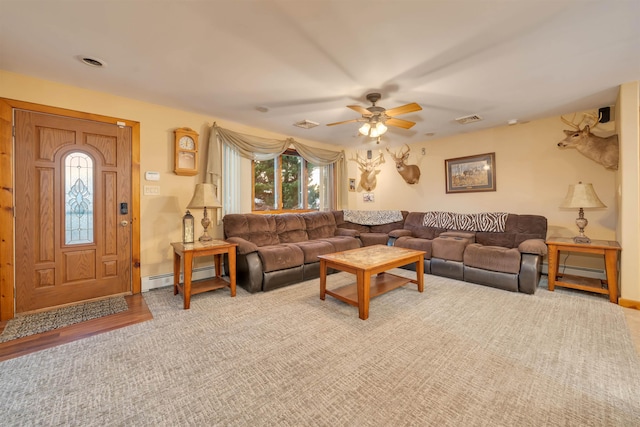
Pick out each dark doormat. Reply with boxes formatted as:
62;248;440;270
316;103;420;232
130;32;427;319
0;296;129;343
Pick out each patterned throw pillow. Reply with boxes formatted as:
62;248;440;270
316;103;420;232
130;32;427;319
422;211;508;232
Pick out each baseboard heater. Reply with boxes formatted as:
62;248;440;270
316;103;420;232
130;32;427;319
541;262;606;280
142;266;217;292
141;263;604;292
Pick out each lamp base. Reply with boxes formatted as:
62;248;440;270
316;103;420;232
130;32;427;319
573;235;591;244
198;206;213;242
199;233;213;242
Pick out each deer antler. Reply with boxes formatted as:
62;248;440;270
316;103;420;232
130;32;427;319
560;113;580;130
561;112;601;130
582;112;601;130
385;147;399;161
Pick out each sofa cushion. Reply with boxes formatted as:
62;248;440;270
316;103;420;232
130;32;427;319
303;211;338;239
432;236;469;262
369;217;406;233
223;214;279;247
275;214;308;243
256;244;304;273
464;243;521;274
440;231;476;243
319;236;361;252
404;212;446;239
290;240;335;264
475;232;516;248
394;236;433;258
359;232;390;247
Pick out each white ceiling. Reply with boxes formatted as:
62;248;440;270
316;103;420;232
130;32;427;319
1;1;639;148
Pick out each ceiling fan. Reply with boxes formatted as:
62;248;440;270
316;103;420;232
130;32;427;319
326;93;422;140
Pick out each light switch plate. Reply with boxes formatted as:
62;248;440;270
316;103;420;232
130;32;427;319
143;185;160;196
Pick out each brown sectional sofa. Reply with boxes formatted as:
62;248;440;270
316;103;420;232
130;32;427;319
389;212;548;294
223;211;361;293
223;210;548;295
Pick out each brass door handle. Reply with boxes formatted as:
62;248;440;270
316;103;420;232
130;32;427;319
120;220;129;227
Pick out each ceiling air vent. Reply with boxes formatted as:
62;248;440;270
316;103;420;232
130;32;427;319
455;114;483;124
293;119;319;129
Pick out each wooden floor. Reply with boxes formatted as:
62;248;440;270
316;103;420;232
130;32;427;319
0;294;152;362
0;293;638;362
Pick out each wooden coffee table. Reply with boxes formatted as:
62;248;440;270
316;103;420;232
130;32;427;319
318;245;425;320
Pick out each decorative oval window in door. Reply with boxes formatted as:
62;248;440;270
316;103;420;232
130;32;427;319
64;152;94;245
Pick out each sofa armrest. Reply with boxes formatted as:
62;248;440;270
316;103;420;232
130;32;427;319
389;229;412;238
225;237;258;255
518;239;547;256
519;253;543;294
335;228;359;238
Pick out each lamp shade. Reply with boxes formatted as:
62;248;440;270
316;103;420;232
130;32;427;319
559;182;606;209
187;183;222;209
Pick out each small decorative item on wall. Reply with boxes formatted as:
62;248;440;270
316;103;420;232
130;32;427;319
445;152;496;194
363;193;374;202
348;178;356;192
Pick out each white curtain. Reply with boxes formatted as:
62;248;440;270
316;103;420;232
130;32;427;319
207;123;348;211
222;143;241;218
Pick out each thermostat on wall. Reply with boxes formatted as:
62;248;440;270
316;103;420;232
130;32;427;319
145;171;160;181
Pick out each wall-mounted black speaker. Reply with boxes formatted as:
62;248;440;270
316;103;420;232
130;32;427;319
598;106;610;123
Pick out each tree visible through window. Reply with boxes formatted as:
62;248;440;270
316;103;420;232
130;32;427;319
253;149;322;211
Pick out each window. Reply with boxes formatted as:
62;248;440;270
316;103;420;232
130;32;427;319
252;149;333;212
64;151;94;244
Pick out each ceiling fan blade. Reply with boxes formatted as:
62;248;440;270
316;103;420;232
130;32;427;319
326;118;360;126
385;117;416;129
385;102;422;116
347;105;372;115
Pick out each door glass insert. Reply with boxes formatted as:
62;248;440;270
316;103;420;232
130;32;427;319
65;152;94;244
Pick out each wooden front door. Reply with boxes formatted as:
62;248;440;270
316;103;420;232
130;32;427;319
14;110;132;313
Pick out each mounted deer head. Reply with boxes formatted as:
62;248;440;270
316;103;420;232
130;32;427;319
349;150;385;191
386;144;421;184
557;112;619;170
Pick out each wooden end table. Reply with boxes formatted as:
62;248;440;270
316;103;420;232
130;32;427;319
319;245;425;320
546;237;621;303
171;240;237;309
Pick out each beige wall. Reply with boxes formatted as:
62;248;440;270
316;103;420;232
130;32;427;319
616;82;640;302
1;70;638;301
0;70;337;279
345;114;618;272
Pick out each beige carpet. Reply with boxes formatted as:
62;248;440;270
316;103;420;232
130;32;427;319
0;270;638;426
0;296;129;343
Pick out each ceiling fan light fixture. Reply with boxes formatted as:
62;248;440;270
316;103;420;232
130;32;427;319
358;123;371;136
376;122;387;134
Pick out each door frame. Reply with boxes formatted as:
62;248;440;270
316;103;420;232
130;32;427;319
0;98;141;321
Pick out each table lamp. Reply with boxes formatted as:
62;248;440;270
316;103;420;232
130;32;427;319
187;183;222;242
559;182;606;243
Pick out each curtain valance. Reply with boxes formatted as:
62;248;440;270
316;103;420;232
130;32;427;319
207;123;347;208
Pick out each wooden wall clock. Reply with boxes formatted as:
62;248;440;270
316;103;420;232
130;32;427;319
174;127;199;176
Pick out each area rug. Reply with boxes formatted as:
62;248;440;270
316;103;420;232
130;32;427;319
1;272;638;426
0;296;129;343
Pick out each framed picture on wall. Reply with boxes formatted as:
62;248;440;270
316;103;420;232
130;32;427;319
445;152;496;193
348;178;356;192
363;192;374;202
